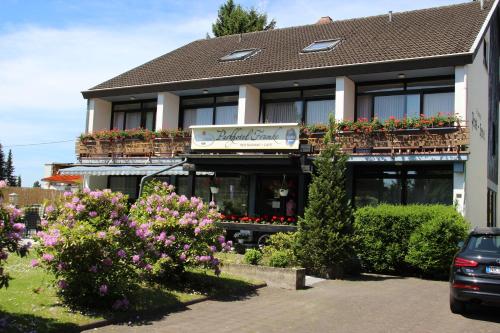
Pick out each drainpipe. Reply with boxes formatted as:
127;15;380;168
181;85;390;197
138;158;187;198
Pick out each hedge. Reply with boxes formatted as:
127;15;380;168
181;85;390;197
353;204;469;276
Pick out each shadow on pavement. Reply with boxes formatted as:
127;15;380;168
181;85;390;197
462;304;500;324
342;273;406;282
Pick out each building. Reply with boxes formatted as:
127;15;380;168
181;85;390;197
42;163;81;191
61;0;499;229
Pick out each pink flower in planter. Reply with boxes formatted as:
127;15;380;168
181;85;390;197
31;259;39;267
183;244;190;251
12;223;25;232
132;255;141;263
117;249;126;258
72;197;80;204
179;253;187;262
97;231;106;239
45;205;54;214
75;204;86;213
194;227;201;235
89;211;98;218
40;219;48;227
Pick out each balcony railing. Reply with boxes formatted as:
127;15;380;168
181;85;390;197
76;136;191;160
76;125;469;160
302;126;469;155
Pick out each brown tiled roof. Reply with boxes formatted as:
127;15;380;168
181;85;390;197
86;1;494;95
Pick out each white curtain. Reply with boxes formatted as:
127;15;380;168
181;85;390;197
183;108;213;128
424;92;455;117
374;95;405;122
113;112;125;130
125;112;141;129
265;102;302;123
306;100;335;125
356;95;372;120
215;105;238;125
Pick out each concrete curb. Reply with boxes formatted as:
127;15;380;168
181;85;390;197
222;263;306;290
75;282;267;332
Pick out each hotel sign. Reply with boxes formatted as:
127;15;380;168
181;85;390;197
190;123;300;150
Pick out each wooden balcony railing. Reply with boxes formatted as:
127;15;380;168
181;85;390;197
77;127;469;160
303;127;469;155
76;136;191;160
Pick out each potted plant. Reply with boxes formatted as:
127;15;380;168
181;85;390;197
209;176;221;194
234;232;250;244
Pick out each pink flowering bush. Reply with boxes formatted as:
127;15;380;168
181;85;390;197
129;181;231;281
36;189;147;309
0;179;28;288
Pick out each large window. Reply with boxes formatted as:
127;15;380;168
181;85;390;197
356;78;454;122
353;165;453;207
262;86;335;125
180;94;238;129
111;100;157;131
108;176;139;200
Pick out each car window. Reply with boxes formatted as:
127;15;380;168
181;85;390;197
466;235;500;253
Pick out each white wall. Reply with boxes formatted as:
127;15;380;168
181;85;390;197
453;163;466;215
238;84;260;124
454;66;467;125
463;28;491;227
156;92;180;130
335;77;355;121
87;98;112;133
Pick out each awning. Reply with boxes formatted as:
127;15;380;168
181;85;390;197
59;165;213;176
41;175;82;184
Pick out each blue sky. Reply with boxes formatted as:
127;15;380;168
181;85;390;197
0;0;466;186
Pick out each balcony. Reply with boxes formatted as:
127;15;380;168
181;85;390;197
76;129;191;162
302;126;469;155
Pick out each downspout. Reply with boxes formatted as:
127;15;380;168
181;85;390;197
138;158;187;198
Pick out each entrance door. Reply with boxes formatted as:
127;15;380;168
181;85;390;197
256;175;298;217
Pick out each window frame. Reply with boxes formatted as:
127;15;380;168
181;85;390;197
355;76;455;121
178;93;239;129
259;84;336;125
352;164;453;206
219;48;260;62
110;99;157;131
301;39;341;53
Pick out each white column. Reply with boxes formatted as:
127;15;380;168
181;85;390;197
453;162;466;216
238;84;260;124
454;66;467;125
156;92;180;130
87;98;112;133
335;76;355;121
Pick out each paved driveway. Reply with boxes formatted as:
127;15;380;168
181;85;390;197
87;275;500;333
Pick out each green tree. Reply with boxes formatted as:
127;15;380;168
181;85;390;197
5;150;16;187
294;143;355;278
33;181;41;188
16;176;21;187
0;143;5;180
211;0;276;37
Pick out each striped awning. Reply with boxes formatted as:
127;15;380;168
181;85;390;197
59;165;213;176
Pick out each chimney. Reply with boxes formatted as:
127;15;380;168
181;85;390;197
316;16;333;25
388;11;393;22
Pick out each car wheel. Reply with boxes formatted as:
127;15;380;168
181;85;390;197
450;294;466;314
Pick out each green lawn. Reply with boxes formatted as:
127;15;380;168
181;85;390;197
0;253;261;333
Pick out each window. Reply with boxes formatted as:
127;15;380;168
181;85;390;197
111;100;156;131
180;94;238;129
108;176;138;200
220;49;259;61
302;39;340;53
262;86;335;125
356;78;454;121
487;189;497;227
466;235;500;252
353;165;453;207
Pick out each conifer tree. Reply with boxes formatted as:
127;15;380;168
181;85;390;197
0;143;5;180
294;141;354;278
16;176;21;187
5;150;16;186
212;0;275;37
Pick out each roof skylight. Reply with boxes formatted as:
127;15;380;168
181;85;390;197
220;49;259;61
302;39;340;53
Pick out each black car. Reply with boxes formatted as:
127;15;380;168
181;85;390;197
450;227;500;313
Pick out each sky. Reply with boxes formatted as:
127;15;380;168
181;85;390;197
0;0;467;186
